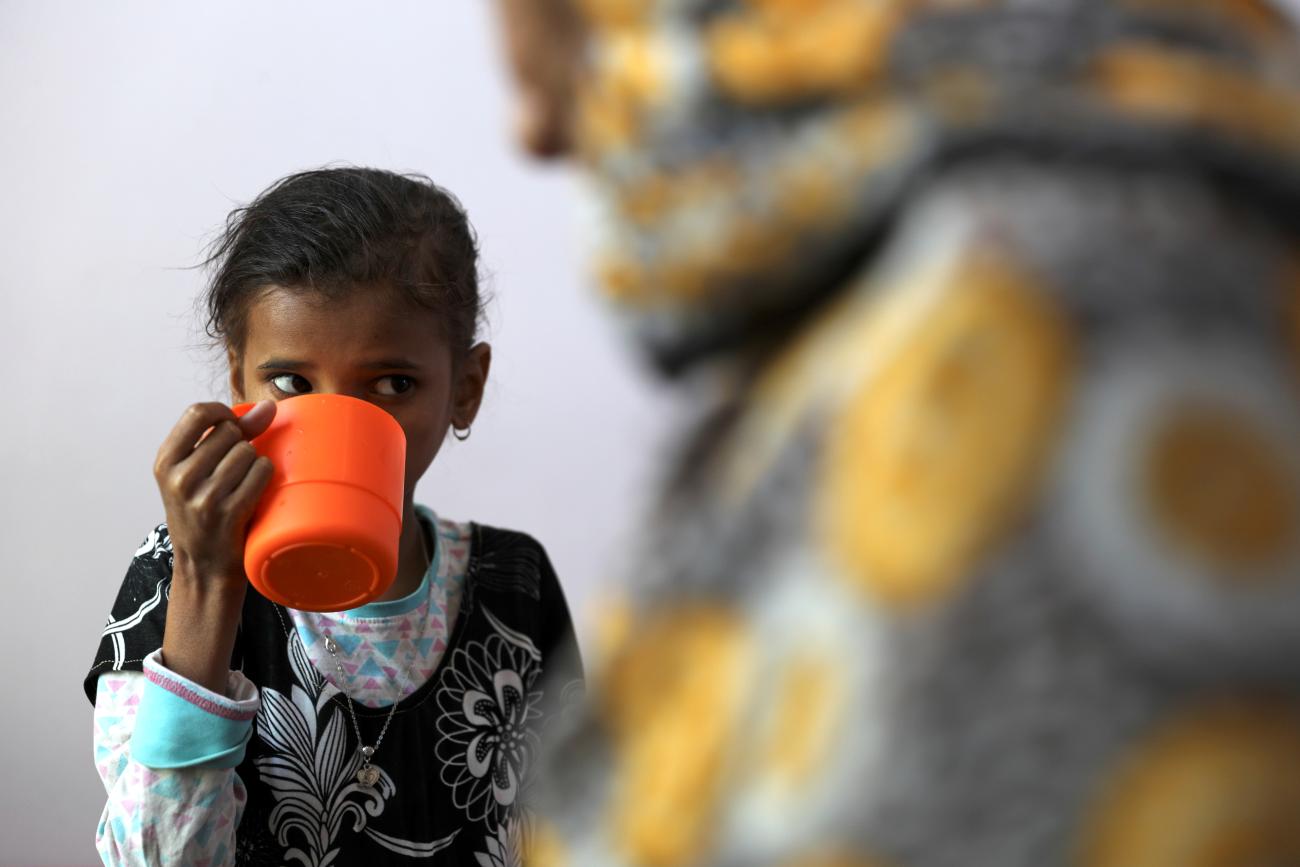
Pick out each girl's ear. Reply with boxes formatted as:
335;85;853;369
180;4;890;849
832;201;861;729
228;348;246;404
452;343;492;430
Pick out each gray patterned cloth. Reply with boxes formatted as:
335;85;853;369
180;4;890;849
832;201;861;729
530;1;1300;865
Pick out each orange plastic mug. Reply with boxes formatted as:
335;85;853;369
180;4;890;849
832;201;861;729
233;394;406;612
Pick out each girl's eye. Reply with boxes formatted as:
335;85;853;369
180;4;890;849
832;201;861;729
271;374;312;395
374;375;415;396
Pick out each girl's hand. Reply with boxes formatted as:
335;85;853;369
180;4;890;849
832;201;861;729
153;400;276;586
153;400;276;692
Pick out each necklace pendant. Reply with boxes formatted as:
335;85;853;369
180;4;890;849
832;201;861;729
356;763;381;788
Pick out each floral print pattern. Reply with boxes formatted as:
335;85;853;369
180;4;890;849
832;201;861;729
253;630;458;866
436;608;544;828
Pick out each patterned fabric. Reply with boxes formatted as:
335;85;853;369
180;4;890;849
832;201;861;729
133;650;258;769
292;513;471;709
572;0;1300;373
94;673;249;867
91;513;463;865
532;1;1300;865
87;513;582;866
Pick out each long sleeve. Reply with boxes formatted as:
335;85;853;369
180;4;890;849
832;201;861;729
92;653;258;866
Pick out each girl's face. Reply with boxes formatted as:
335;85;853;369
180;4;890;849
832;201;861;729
229;285;490;507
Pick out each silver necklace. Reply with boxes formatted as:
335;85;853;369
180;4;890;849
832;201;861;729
280;523;433;789
322;634;419;788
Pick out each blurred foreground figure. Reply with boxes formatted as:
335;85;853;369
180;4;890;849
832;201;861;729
496;1;1300;864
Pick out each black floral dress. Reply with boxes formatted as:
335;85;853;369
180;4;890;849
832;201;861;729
86;523;583;866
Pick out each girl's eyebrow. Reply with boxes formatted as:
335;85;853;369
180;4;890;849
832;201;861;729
255;357;424;371
256;358;309;371
361;358;423;371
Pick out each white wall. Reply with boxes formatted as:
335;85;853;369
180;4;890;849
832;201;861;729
0;3;676;864
12;2;1300;864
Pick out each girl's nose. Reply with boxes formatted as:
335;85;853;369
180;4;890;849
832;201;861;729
313;386;372;404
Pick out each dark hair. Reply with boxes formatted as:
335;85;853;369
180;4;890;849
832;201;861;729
203;166;483;358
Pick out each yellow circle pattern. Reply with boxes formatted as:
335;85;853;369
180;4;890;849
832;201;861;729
820;252;1074;607
1143;402;1297;574
600;608;753;867
1081;701;1300;867
781;851;891;867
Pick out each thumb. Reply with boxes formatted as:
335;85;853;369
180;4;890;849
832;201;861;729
237;399;277;439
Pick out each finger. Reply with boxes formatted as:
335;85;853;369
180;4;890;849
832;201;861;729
171;420;247;493
226;455;275;524
237;399;276;440
154;402;238;477
199;439;261;502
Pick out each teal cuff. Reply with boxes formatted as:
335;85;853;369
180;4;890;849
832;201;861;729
130;652;258;770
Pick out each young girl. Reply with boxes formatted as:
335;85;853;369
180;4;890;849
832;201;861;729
84;167;582;866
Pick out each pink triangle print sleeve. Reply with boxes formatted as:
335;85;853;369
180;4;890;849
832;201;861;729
93;670;248;867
